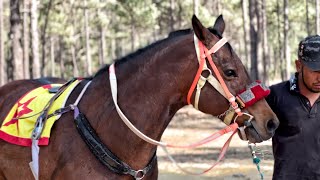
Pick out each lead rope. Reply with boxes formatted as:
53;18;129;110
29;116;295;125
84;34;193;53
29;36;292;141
248;143;264;180
109;63;239;176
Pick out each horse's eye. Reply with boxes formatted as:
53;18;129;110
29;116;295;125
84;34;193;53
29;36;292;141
224;69;237;77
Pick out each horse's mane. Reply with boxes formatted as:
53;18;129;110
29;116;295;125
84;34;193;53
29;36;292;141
94;27;230;77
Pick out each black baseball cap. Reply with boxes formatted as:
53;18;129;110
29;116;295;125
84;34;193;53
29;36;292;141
298;35;320;71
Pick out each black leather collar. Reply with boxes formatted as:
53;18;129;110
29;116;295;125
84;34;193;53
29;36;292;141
74;110;156;179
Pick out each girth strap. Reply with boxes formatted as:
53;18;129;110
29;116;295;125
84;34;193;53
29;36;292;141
74;108;156;179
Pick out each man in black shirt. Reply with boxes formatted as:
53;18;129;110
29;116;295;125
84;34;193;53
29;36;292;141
266;35;320;180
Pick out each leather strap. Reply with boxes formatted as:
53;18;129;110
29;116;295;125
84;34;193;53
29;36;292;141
74;109;156;178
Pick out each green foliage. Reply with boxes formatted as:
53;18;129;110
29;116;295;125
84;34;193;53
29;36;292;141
5;0;317;80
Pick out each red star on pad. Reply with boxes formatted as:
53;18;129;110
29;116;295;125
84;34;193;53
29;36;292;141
3;96;37;127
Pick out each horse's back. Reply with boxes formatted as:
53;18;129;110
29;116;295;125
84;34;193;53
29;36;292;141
0;77;65;180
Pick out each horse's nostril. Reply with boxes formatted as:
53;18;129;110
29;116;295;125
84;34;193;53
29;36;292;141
266;119;278;134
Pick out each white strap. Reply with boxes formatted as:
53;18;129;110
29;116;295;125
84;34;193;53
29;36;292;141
194;34;208;69
193;35;227;107
206;75;227;98
29;140;39;180
194;76;206;109
109;64;166;146
74;81;92;106
238;126;247;141
28;80;91;180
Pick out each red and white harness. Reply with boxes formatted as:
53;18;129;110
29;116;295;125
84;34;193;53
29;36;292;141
108;34;270;176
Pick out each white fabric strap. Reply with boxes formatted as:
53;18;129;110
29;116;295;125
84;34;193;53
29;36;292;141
193;35;228;109
29;140;39;180
238;126;247;141
201;37;228;58
74;81;92;106
29;79;91;180
195;76;206;109
109;64;166;146
206;75;227;98
194;34;209;69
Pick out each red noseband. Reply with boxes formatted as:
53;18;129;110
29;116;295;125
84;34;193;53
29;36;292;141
236;81;270;108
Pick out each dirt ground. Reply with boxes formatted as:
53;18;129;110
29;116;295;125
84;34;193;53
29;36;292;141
157;106;274;180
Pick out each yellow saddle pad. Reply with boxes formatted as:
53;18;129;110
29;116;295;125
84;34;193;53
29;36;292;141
0;80;80;146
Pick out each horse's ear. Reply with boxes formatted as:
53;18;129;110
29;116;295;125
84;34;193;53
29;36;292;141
213;15;225;35
192;14;211;42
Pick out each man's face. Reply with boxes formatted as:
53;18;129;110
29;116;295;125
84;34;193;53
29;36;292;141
301;64;320;93
296;59;320;93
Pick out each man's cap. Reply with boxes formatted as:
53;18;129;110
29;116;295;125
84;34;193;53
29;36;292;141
298;35;320;71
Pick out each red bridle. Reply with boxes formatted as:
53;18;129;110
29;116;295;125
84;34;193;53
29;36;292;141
108;34;271;176
187;35;270;122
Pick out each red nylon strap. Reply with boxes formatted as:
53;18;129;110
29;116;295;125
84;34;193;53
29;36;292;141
166;128;238;175
167;123;238;148
187;40;205;104
166;123;238;175
187;38;228;105
202;43;243;116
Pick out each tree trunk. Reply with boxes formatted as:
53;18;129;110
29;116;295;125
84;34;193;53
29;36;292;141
284;0;290;80
23;0;30;79
130;18;135;52
249;0;259;80
277;0;284;80
216;0;221;14
58;36;64;79
70;9;78;77
177;2;182;28
111;37;116;61
261;0;269;83
50;36;55;77
193;0;199;16
31;0;40;78
306;0;311;36
317;0;319;34
169;0;175;32
84;0;92;76
241;0;250;69
70;43;78;77
256;0;262;80
10;0;24;80
0;0;4;85
98;12;105;65
40;0;53;77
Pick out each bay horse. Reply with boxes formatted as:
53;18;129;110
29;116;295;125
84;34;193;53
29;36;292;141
0;15;278;180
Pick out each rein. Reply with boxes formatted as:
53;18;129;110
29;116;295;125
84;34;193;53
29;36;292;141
108;34;270;176
188;35;270;140
109;63;238;175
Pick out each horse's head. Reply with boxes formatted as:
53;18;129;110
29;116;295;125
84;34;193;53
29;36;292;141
190;15;279;143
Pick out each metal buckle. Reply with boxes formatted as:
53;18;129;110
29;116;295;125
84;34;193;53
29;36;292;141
31;113;45;140
200;68;212;79
133;169;145;180
233;112;254;141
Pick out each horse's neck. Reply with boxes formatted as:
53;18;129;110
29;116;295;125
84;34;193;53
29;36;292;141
81;35;198;170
